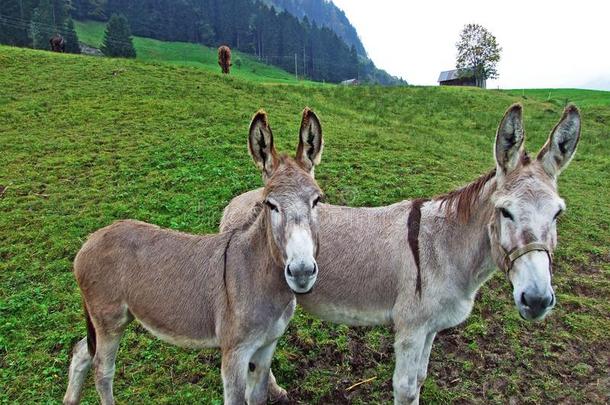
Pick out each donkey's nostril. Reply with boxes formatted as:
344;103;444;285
311;264;318;275
542;293;554;308
286;265;293;277
520;292;529;307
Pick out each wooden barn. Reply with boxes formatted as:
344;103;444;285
438;69;486;88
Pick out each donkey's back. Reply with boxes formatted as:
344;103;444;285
75;219;227;347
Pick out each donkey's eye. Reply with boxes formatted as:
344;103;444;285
500;208;514;221
265;200;279;212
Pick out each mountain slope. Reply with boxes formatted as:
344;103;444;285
263;0;366;56
1;46;608;404
262;0;406;84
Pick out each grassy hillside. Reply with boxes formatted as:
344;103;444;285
74;20;305;84
0;46;608;404
505;88;610;107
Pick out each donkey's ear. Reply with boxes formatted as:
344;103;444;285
296;107;324;175
536;104;581;179
248;110;278;179
495;104;525;176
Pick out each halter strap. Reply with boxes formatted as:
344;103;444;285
502;242;552;274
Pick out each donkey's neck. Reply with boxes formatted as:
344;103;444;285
431;174;498;295
230;210;290;297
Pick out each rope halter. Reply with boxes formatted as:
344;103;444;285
500;242;553;277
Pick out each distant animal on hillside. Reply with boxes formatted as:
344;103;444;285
50;34;65;52
218;45;232;74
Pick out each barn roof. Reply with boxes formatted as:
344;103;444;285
438;68;474;82
438;69;459;82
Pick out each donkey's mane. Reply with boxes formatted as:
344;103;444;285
437;153;531;223
228;201;265;236
437;169;496;223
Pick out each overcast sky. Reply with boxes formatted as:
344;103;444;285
332;0;610;90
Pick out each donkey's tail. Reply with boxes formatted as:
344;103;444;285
84;304;96;357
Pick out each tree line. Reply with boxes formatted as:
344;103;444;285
0;0;360;82
0;0;404;84
0;0;80;53
77;0;360;82
265;0;367;57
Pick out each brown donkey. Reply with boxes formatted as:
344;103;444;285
218;45;232;74
221;105;581;404
63;109;324;405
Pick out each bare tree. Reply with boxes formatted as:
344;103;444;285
456;24;502;87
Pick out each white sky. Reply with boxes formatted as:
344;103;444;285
332;0;610;90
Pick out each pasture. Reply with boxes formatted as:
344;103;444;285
74;20;307;84
0;46;608;403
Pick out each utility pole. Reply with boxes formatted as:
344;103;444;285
294;53;298;80
303;47;306;78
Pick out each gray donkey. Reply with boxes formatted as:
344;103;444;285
63;108;325;405
220;104;581;404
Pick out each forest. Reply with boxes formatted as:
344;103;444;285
0;0;403;83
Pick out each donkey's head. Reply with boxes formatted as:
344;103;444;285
248;108;324;294
489;104;580;321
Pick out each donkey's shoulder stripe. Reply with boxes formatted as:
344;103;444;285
407;198;428;298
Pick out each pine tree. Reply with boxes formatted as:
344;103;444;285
0;0;31;47
101;14;136;58
31;0;55;50
63;18;81;54
50;0;69;27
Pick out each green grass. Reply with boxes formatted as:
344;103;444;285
74;20;309;84
1;46;609;404
504;88;610;107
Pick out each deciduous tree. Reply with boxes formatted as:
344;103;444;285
456;23;502;85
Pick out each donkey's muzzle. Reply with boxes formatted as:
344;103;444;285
285;261;317;294
519;290;555;320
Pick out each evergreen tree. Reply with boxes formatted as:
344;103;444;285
50;0;69;27
31;0;55;50
101;14;136;58
0;0;31;47
63;18;81;54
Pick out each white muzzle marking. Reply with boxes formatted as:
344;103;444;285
284;226;317;294
510;251;555;321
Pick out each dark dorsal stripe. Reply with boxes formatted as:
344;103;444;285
408;198;428;298
223;230;237;309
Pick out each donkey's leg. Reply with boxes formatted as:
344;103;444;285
63;338;92;405
91;306;131;405
417;332;436;388
392;329;427;405
221;346;253;405
93;331;123;405
246;340;278;405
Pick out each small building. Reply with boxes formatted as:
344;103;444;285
340;78;360;86
438;69;486;88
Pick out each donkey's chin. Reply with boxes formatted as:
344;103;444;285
515;302;554;322
285;275;317;295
